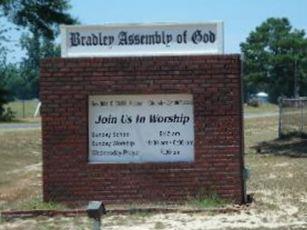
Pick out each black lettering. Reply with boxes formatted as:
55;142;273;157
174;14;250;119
177;34;183;43
94;115;117;124
209;31;216;43
150;114;190;125
203;33;209;43
155;31;161;44
166;34;172;45
192;30;202;44
70;32;80;46
86;36;92;45
128;34;134;45
118;31;127;45
134;34;140;44
92;33;98;46
183;30;187;43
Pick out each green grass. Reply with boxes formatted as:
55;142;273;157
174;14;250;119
244;103;278;114
20;197;67;211
154;221;167;229
4;99;40;119
244;116;279;150
0;115;307;229
189;192;229;209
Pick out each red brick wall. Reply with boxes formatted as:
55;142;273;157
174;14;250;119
40;55;245;204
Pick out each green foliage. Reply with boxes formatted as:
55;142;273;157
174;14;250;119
0;0;76;99
189;189;229;208
0;20;9;59
0;107;15;121
0;35;60;100
21;197;66;210
247;98;260;107
19;33;61;98
0;86;8;118
0;78;14;121
1;0;76;39
241;18;307;102
190;193;228;208
0;20;10;120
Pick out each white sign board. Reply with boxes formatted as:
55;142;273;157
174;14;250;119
61;22;224;57
88;94;194;163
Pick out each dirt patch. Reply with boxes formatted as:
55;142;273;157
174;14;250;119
1;209;306;230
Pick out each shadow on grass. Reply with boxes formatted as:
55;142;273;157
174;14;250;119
253;137;307;157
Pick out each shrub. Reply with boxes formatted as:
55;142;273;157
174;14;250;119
247;98;259;107
0;107;16;121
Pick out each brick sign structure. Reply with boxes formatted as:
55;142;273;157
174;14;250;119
40;55;245;204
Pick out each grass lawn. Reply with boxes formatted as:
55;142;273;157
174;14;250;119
0;115;306;229
3;99;40;120
245;116;307;217
244;103;278;114
0;130;41;212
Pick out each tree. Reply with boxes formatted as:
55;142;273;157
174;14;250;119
18;33;60;98
0;0;77;99
0;19;9;119
0;70;8;120
0;34;60;100
1;0;76;39
0;86;8;119
1;63;20;100
240;18;307;102
0;65;16;120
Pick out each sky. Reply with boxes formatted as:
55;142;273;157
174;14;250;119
3;0;307;63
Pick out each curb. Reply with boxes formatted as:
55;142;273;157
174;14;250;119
1;207;242;220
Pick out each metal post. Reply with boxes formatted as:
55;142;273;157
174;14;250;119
22;100;25;118
278;97;283;138
92;218;101;230
303;100;305;134
34;102;41;117
301;99;304;135
86;201;106;230
294;58;299;98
